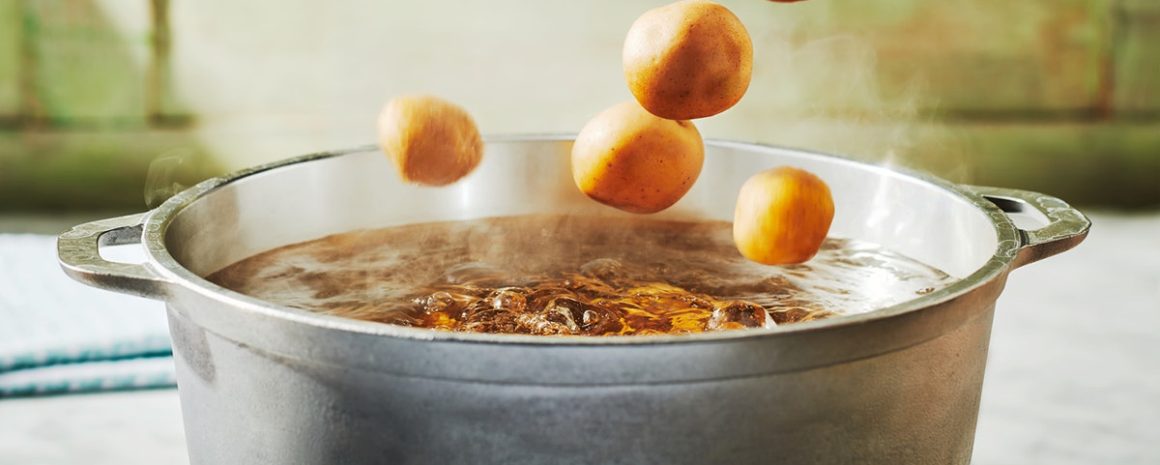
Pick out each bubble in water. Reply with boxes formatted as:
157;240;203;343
488;288;527;312
708;301;771;330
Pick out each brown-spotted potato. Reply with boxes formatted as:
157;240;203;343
571;101;704;214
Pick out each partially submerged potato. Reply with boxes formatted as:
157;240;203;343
733;167;835;265
623;0;753;120
571;101;704;214
377;95;483;186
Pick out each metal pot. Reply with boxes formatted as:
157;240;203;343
58;136;1088;465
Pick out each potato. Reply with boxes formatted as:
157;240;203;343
733;167;834;265
377;95;483;186
571;101;704;214
623;0;753;120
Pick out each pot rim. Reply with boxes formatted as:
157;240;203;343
140;134;1023;346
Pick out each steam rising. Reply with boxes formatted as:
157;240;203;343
709;27;973;184
144;149;195;208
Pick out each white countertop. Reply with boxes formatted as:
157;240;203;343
1;212;1157;464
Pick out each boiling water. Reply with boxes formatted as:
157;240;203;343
208;215;955;335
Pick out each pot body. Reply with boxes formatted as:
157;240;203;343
58;137;1089;465
168;300;997;465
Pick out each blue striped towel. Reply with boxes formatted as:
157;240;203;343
0;234;175;397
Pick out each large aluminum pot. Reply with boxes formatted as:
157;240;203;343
59;136;1089;465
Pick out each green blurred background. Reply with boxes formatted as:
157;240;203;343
0;0;1157;213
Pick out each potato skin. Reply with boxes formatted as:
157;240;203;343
571;101;704;214
623;0;753;120
733;167;835;265
377;95;483;186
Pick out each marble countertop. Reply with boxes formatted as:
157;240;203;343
1;212;1157;464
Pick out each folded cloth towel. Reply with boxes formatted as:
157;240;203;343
0;357;175;397
0;234;175;398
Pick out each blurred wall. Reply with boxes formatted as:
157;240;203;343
0;0;1157;211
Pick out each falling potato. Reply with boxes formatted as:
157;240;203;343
733;167;835;265
571;101;704;214
377;95;483;186
623;0;754;120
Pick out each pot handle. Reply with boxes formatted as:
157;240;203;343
966;186;1091;269
58;212;172;300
